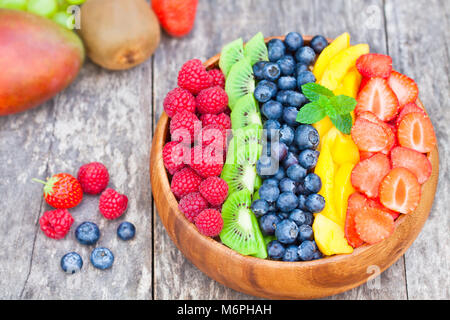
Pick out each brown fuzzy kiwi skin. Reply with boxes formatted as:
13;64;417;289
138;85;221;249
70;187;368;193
78;0;161;70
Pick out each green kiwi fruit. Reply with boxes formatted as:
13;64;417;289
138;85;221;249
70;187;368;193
226;124;262;163
250;216;268;259
221;146;259;194
244;32;269;66
230;93;263;129
219;38;244;78
220;190;265;256
225;58;255;109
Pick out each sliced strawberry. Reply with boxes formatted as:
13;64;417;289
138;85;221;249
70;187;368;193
355;207;395;244
388;70;419;106
351;153;391;198
359;150;376;161
345;193;367;248
379;167;421;214
397;112;437;153
358;77;370;94
366;198;400;220
356;53;393;78
355;77;399;121
351;117;389;152
390;146;432;184
395;102;427;127
356;111;397;155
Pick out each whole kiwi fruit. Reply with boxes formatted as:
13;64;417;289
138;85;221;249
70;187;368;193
79;0;160;70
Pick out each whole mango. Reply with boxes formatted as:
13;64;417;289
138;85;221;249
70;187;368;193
0;9;84;116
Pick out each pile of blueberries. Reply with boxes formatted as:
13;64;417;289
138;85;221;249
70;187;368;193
250;32;328;261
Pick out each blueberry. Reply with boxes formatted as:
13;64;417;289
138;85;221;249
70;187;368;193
295;46;316;65
254;80;277;103
267;38;286;62
283;245;300;261
297;71;316;88
267;202;277;212
60;252;83;274
263;178;279;187
75;221;100;245
276;90;289;105
297;182;307;195
258;183;280;203
262;100;283;120
256;156;278;178
288;209;306;226
117;222;136;241
262;62;281;81
279;124;294;146
253;61;268;80
259;213;281;236
282;106;299;127
298;224;314;242
303;173;322;194
286;164;307;182
295;63;309;76
284;32;303;52
294;125;319;150
288;143;299;154
270;141;288;161
264;120;281;140
276;192;299;213
310;35;328;53
261;142;272;157
298;240;316;261
273;167;286;180
286;90;307;108
275;219;299;244
298;194;307;210
278;212;289;220
282;151;298;169
312;250;323;260
90;247;114;270
304;211;314;226
267;240;286;260
251;199;270;217
305;193;325;213
279;178;297;193
277;76;297;90
277;55;295;76
298;149;320;169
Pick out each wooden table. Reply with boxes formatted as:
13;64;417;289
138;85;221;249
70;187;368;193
0;0;448;300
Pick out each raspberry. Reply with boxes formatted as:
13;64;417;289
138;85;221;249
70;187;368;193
77;162;109;195
169;111;200;144
194;209;223;237
200;112;231;130
163;87;196;118
190;145;223;178
196;86;228;114
99;188;128;220
162;141;188;175
208;68;225;88
199;124;228;150
199;177;228;206
39;209;74;239
177;59;213;95
170;167;202;199
178;192;209;222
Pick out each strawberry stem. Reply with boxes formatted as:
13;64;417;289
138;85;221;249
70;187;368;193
32;178;47;185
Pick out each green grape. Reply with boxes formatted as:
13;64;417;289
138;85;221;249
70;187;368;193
52;11;72;29
27;0;58;18
0;0;27;10
66;0;85;5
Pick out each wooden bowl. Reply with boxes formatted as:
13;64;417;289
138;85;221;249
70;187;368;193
150;36;439;299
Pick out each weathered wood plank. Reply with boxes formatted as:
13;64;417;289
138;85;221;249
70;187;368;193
384;0;450;300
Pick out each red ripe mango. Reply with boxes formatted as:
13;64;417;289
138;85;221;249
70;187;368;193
0;10;84;116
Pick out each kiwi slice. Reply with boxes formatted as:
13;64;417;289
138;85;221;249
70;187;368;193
250;216;268;259
219;38;244;78
244;32;269;65
221;146;259;194
230;94;263;129
226;124;262;162
220;190;265;256
225;58;255;109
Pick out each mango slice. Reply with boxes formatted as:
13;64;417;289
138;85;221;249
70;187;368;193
334;163;356;227
333;66;362;98
313;116;333;150
331;131;360;165
312;213;354;256
313;32;350;82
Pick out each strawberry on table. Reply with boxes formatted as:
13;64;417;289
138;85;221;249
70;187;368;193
388;70;419;106
390;146;432;184
397;112;437;153
152;0;198;37
351;152;391;198
356;53;393;78
354;206;395;244
33;173;83;209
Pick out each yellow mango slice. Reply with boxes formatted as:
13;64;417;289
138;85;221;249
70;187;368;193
334;163;356;227
313;116;333;150
333;67;362;98
319;43;369;91
312;213;354;256
331;131;360;165
313;32;350;82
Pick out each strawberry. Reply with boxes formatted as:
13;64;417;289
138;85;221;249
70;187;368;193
390;146;432;184
356;53;392;78
345;192;366;248
359;150;376;161
379;167;421;214
395;102;427;127
388;70;419;106
358;77;370;93
397;112;437;153
365;198;400;220
152;0;198;37
354;207;395;244
355;77;399;121
33;173;83;209
351;153;391;198
356;111;397;155
351;117;389;152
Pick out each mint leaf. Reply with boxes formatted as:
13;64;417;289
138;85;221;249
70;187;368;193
296;102;326;124
330;95;357;114
301;83;334;102
316;95;338;119
330;113;353;135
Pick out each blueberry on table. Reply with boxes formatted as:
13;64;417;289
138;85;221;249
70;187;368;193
277;191;299;213
298;240;316;261
297;70;316;88
298;149;320;169
289;209;307;226
277;76;297;90
259;213;281;236
286;163;307;182
258;183;280;203
275;219;299;244
90;247;114;270
305;193;325;213
310;35;328;53
75;221;100;245
295;46;316;65
277;55;295;76
61;252;83;274
279;124;295;146
267;240;286;260
117;221;136;241
253;61;268;80
262;62;281;81
262;100;283;120
303;173;322;194
282;106;300;127
284;32;303;52
282;151;299;169
283;245;300;262
279;177;297;193
298;224;314;242
251;199;270;217
294;125;319;150
267;38;286;62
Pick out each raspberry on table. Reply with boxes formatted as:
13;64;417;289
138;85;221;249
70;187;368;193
169;110;200;144
163;141;188;175
208;68;225;88
200;112;231;130
195;86;228;114
199;176;228;206
77;162;109;195
177;59;214;95
39;209;74;239
194;209;224;237
163;87;196;118
170;167;203;199
178;192;209;222
99;188;128;220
